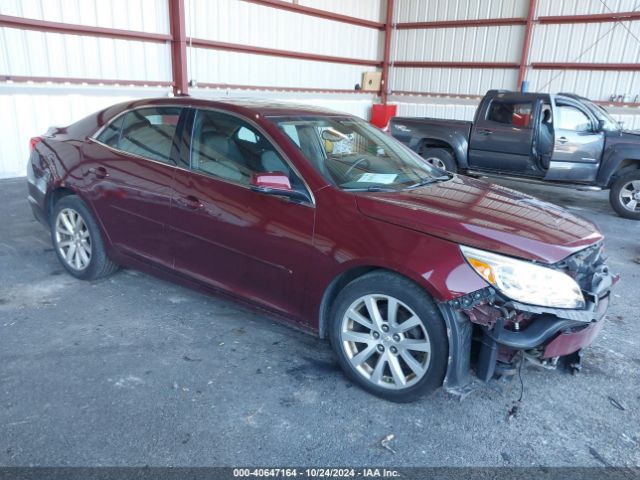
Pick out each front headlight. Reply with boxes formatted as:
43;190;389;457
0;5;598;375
460;245;585;309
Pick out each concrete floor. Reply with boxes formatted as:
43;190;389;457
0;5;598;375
0;176;639;467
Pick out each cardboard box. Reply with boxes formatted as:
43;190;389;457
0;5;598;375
361;71;382;91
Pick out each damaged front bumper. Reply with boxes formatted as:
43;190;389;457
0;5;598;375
438;246;619;396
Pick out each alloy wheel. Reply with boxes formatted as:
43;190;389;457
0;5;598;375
340;294;431;389
424;157;446;170
619;180;640;212
55;208;92;270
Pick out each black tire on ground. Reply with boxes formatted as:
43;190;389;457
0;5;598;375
609;170;640;220
329;271;448;403
420;147;458;173
50;194;119;280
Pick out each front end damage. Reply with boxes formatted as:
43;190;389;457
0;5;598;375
439;242;618;396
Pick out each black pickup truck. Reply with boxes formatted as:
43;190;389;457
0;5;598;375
390;90;640;219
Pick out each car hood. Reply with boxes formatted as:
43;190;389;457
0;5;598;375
355;175;603;264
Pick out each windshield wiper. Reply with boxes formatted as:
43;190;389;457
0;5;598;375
408;174;452;189
342;184;400;192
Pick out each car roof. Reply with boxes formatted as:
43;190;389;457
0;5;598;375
132;96;352;118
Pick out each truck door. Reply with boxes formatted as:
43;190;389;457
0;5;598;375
544;99;604;183
468;95;539;175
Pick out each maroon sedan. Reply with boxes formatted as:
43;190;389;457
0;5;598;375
27;98;616;402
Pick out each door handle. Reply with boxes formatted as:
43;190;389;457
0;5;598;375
177;195;203;210
557;137;569;144
478;129;493;135
88;166;108;178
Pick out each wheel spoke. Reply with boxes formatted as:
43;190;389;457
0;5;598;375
57;240;73;248
80;229;90;239
398;315;421;332
73;247;82;269
370;354;386;384
78;245;90;266
626;199;638;211
342;330;374;344
400;350;425;378
620;190;633;200
65;243;77;262
347;308;373;329
631;180;640;191
364;296;384;329
402;339;431;353
387;354;406;386
387;298;399;326
61;212;75;233
349;344;376;368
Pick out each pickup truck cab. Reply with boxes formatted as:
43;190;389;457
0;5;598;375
390;90;640;219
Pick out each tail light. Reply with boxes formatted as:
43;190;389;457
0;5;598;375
30;136;43;152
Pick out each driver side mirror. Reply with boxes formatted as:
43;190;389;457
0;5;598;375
597;119;606;132
250;172;310;203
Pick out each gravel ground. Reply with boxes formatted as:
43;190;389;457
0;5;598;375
0;176;639;467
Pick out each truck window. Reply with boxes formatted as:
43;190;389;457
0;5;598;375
486;100;533;127
556;105;592;132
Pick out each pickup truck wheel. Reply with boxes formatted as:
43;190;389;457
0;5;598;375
610;170;640;220
421;148;457;173
329;271;448;402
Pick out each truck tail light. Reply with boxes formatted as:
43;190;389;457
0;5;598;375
30;136;43;152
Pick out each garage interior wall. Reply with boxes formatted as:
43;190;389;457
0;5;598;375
1;0;640;179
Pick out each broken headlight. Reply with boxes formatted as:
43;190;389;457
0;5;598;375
460;245;585;309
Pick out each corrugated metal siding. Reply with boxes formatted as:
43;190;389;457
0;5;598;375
536;0;639;16
299;0;385;23
0;0;169;33
0;28;172;80
0;86;171;179
394;26;524;62
391;67;519;95
185;0;382;61
393;0;528;22
188;47;367;90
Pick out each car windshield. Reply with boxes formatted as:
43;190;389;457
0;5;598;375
268;115;450;190
585;100;620;131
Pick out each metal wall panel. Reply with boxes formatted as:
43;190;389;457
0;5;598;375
0;28;172;81
536;0;639;16
298;0;385;23
0;0;170;33
188;47;367;90
393;25;524;62
393;0;529;22
185;0;382;61
391;67;519;95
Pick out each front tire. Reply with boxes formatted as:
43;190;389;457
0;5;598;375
609;170;640;220
329;272;448;402
51;195;119;280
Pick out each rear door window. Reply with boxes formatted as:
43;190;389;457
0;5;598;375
117;107;182;164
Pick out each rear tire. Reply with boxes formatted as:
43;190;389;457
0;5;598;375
609;170;640;220
51;195;119;280
420;147;457;173
329;271;448;402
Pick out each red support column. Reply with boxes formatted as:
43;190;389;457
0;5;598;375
380;0;394;104
169;0;188;96
517;0;537;91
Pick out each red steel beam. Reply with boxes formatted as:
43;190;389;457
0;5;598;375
241;0;384;29
196;82;373;94
538;11;640;24
1;75;173;87
189;37;382;67
0;14;171;42
380;0;394;104
517;0;537;90
168;0;188;96
396;17;526;29
394;61;519;69
532;62;640;71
